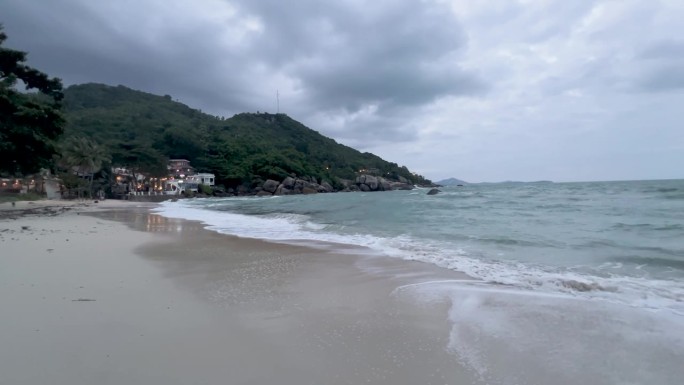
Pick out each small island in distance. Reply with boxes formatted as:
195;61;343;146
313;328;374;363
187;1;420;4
436;178;557;186
435;177;469;186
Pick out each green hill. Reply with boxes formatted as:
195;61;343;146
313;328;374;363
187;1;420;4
62;83;431;189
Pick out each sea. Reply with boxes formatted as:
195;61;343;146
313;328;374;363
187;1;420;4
153;179;684;384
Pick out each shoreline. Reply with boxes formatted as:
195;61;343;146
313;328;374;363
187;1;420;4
0;200;476;384
0;198;158;219
2;199;683;384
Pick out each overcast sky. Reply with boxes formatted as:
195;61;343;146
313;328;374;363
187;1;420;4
3;0;683;182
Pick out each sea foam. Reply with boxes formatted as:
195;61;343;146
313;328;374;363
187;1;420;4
153;199;684;316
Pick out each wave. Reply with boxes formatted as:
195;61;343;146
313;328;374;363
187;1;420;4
152;200;684;315
611;255;684;271
473;236;540;247
610;222;684;233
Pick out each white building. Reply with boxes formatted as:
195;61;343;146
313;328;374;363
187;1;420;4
187;173;215;186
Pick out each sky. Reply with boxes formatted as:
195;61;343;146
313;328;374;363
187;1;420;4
2;0;683;182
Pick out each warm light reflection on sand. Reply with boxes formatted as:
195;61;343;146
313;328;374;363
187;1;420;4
98;209;205;233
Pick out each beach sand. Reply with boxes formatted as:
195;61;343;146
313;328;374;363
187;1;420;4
4;200;682;384
0;200;476;384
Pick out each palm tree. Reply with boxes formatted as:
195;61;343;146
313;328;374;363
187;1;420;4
59;137;110;198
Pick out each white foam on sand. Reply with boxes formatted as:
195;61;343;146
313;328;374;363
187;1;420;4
393;280;684;385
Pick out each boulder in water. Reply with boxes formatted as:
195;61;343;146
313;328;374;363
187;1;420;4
427;188;440;195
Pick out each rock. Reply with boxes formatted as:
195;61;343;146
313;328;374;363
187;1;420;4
359;184;371;192
367;176;379;190
378;178;391;191
355;174;379;190
398;176;409;184
263;179;279;193
427;188;440;195
256;190;272;197
320;181;333;192
275;185;292;195
302;187;318;194
282;176;295;189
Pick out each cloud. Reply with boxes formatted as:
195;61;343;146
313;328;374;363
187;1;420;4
3;0;486;144
639;39;684;60
633;39;684;92
257;0;485;108
636;64;684;92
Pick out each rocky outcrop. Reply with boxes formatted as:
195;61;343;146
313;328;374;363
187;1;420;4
427;188;440;195
356;175;379;190
352;174;414;192
251;175;334;196
222;173;418;197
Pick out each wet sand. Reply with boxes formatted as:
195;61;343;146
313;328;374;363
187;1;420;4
0;202;475;384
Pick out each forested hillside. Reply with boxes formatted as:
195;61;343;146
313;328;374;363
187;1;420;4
62;83;431;188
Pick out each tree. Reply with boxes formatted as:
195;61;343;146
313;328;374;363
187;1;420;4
0;26;64;176
111;141;167;181
58;136;110;198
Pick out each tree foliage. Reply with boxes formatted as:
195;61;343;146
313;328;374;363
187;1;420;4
0;26;64;176
57;136;110;198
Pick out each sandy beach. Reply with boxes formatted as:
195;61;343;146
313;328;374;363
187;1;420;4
3;199;683;385
0;200;476;385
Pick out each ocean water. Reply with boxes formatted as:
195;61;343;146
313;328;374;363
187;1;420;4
153;179;684;383
154;179;684;313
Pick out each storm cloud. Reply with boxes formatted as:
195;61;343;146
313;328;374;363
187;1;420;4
2;0;683;182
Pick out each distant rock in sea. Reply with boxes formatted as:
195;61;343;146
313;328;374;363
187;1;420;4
435;177;468;187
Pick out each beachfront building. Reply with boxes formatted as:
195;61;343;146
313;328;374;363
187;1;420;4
0;170;62;199
187;173;215;186
108;159;212;198
168;159;195;178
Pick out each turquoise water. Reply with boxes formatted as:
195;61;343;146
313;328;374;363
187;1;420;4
154;179;684;314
